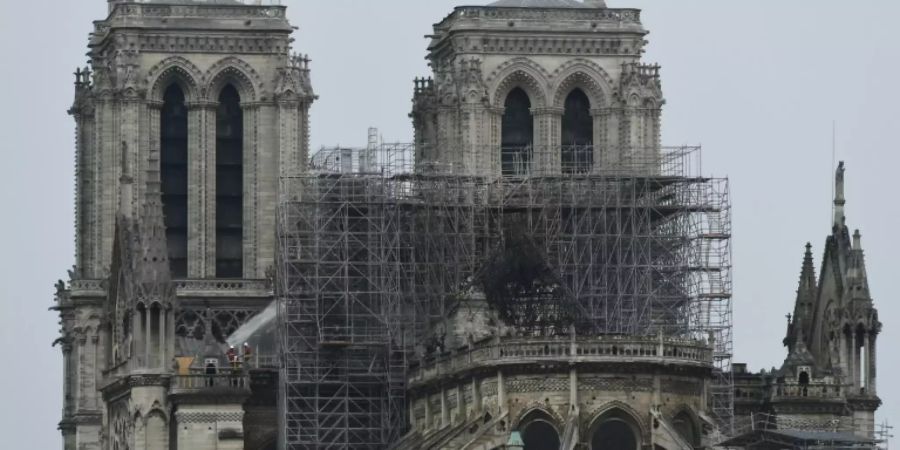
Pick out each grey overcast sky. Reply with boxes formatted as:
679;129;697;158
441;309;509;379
0;1;897;448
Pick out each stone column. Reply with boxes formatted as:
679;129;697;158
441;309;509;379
591;108;610;174
868;335;877;395
644;107;662;168
245;102;267;278
460;104;481;173
146;100;163;204
95;95;118;275
168;310;176;368
839;330;848;381
497;370;507;414
62;342;74;417
569;367;578;410
186;101;216;278
855;335;860;390
77;335;87;408
91;335;101;410
841;331;856;388
486;107;504;177
144;309;152;369
159;307;167;369
132;311;141;368
532;107;563;175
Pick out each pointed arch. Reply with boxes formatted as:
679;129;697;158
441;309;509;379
586;402;646;450
206;57;262;103
147;56;204;102
516;408;561;450
550;59;613;109
671;406;701;447
489;58;550;109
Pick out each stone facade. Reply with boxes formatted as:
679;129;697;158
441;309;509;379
397;334;715;449
53;1;312;449
52;1;882;450
411;2;663;176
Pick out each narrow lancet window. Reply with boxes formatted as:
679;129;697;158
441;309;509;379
561;88;593;174
160;85;188;278
501;88;533;176
215;85;244;278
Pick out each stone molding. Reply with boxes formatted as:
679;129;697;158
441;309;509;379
110;4;287;20
175;411;245;424
445;7;642;25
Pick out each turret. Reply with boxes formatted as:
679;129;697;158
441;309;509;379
784;243;817;351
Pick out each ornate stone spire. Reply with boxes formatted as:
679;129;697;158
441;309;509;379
132;142;175;307
846;229;871;300
785;243;817;350
781;315;817;373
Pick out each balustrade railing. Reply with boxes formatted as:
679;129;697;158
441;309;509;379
174;279;272;296
450;6;642;25
171;369;250;393
111;1;286;20
410;336;712;382
773;383;844;399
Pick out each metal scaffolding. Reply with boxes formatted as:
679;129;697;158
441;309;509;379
277;145;733;448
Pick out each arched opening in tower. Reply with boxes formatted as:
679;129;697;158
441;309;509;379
501;87;533;176
591;418;638;450
216;84;244;278
561;88;593;174
160;84;189;278
522;420;560;450
855;324;867;393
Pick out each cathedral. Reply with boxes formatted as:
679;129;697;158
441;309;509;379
52;1;881;449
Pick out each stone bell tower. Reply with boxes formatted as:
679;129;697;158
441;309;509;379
412;0;664;177
54;1;314;449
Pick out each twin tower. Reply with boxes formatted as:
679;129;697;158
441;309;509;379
55;1;674;449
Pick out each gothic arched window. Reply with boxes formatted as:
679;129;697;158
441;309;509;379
501;88;533;176
592;419;638;450
522;420;560;450
561;88;593;174
160;84;189;278
216;85;244;278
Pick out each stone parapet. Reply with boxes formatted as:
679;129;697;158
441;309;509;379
175;279;272;299
410;335;712;387
440;6;643;28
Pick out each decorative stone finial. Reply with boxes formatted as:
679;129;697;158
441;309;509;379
853;229;862;250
